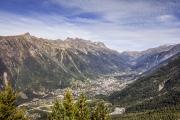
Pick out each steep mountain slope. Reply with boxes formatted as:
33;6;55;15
0;33;72;90
134;44;180;72
0;33;129;91
121;44;180;72
142;52;180;76
109;54;180;112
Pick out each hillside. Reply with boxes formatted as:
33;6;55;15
0;33;129;92
109;54;180;112
122;44;180;72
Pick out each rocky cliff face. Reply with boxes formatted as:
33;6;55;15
0;33;129;91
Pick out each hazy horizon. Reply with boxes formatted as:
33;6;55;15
0;0;180;51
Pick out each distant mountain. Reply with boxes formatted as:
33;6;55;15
0;33;129;91
121;44;180;72
142;52;180;76
109;54;180;112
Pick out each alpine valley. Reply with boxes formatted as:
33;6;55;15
0;33;180;119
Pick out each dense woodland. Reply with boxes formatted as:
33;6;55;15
112;108;180;120
108;56;180;113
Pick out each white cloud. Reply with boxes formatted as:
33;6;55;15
157;15;177;22
0;11;96;39
50;0;171;22
0;0;180;51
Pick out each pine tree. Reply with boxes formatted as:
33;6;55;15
63;89;75;120
49;89;75;120
49;101;65;120
92;101;110;120
49;90;111;120
0;85;28;120
75;93;90;120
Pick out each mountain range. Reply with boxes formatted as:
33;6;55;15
0;33;180;120
0;33;180;94
0;33;128;91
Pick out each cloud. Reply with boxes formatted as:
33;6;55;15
0;12;93;38
0;0;180;51
50;0;176;22
157;15;177;22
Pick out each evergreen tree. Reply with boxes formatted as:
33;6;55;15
49;90;111;120
49;89;75;120
75;93;90;120
92;101;110;120
49;101;65;120
63;89;75;120
0;85;28;120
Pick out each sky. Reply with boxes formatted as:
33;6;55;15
0;0;180;51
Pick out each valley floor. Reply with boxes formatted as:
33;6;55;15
19;72;138;119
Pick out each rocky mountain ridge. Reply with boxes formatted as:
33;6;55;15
0;33;180;93
0;33;128;91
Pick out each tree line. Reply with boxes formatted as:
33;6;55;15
49;89;110;120
0;85;111;120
